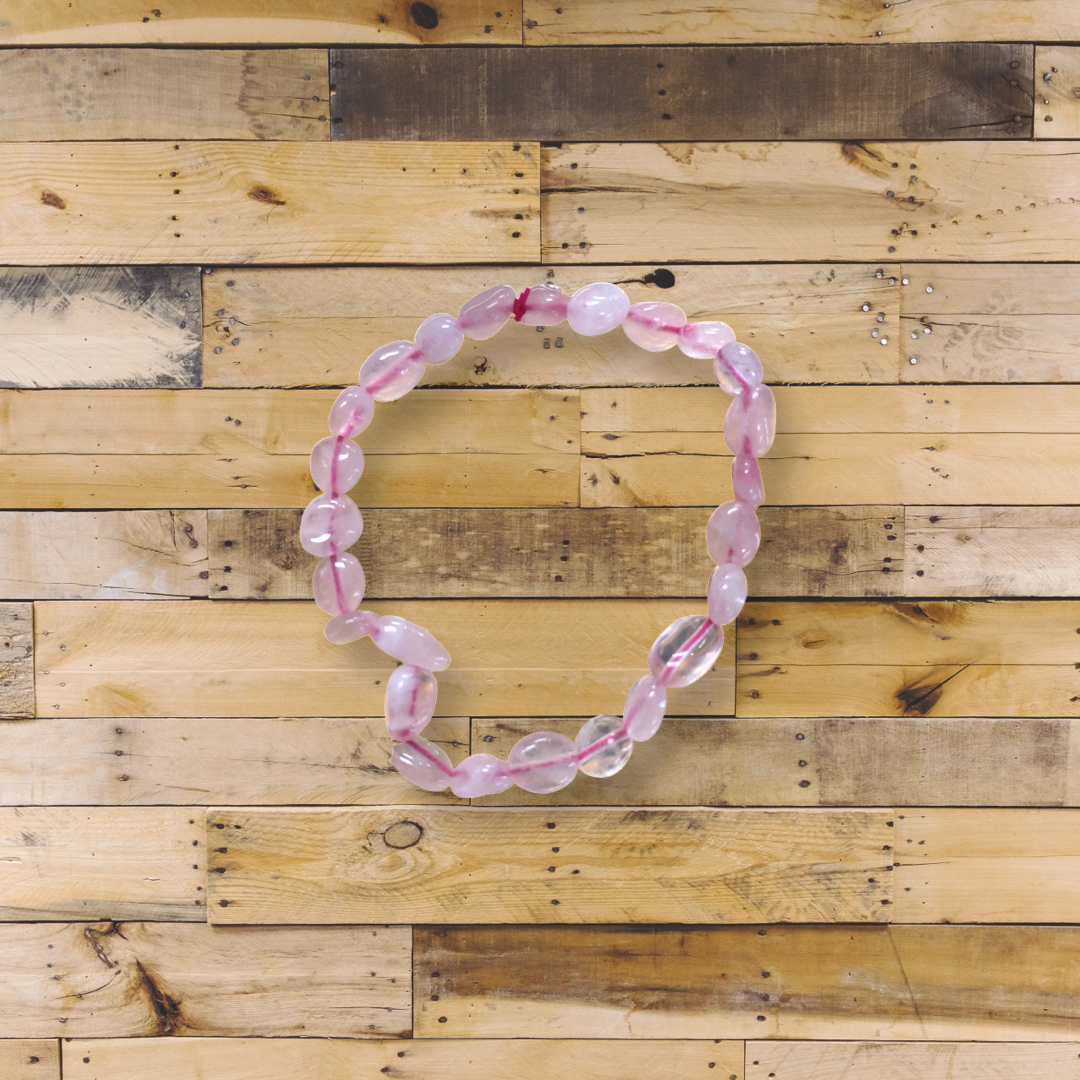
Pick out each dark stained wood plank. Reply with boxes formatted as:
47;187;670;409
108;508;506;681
0;603;34;719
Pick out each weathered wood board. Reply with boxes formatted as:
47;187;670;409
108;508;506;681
206;807;892;925
1;603;35;719
1036;46;1080;138
0;1041;58;1080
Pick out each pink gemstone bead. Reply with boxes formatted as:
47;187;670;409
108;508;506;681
450;753;515;798
623;674;667;741
622;301;686;352
707;563;748;625
300;494;363;557
370;616;451;671
324;609;380;644
706;501;761;567
732;453;765;507
415;313;464;365
678;320;736;359
360;341;426;402
648;615;725;689
715;341;764;395
516;283;569;326
310;436;365;496
724;384;776;458
392;737;453;792
508;731;578;793
312;552;366;616
566;282;630;336
385;664;438;740
328;385;375;438
459;285;516;340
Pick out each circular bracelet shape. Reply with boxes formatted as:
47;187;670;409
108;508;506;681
300;282;775;798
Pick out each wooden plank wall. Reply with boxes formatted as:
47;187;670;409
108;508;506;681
2;5;1080;1077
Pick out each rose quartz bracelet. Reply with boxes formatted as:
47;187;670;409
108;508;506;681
300;282;774;798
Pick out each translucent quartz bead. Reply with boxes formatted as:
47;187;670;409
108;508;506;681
622;301;686;352
715;341;764;395
310;436;364;495
370;616;451;671
724;384;776;458
329;385;375;438
516;283;569;326
359;340;426;402
415;313;464;365
508;731;578;793
450;753;515;798
312;552;366;616
300;494;363;557
706;500;761;567
732;453;765;507
707;563;748;626
459;284;516;340
324;609;380;644
566;282;630;336
678;320;735;359
623;674;667;741
575;714;633;777
392;736;452;792
648;615;725;689
385;663;437;739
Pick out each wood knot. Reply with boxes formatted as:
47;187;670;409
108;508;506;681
411;1;439;29
247;185;285;206
384;821;423;849
40;191;66;210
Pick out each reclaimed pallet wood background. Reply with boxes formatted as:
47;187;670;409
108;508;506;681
1;5;1080;1078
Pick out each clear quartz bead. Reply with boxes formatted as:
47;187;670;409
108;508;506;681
370;616;450;671
392;737;452;792
707;563;748;625
312;552;366;616
648;615;725;689
385;664;437;739
623;674;666;741
359;341;426;401
732;453;765;507
724;384;776;457
508;731;578;793
566;282;630;336
459;285;516;340
415;313;464;365
300;494;363;557
622;301;686;351
329;385;375;437
517;283;569;325
706;500;761;567
575;714;633;777
310;436;364;495
450;753;514;798
715;341;764;394
678;320;735;359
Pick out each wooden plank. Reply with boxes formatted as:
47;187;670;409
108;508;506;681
414;924;1080;1039
902;263;1080;315
0;807;202;921
1;603;34;720
201;264;900;389
0;141;538;265
523;1;1073;44
332;45;1031;141
542;142;1080;263
0;922;410;1038
0;1041;58;1080
746;1042;1080;1080
0;49;329;141
0;2;520;45
33;599;733;718
62;1038;745;1080
476;717;1079;809
894;809;1080;924
1036;47;1080;138
207;807;891;925
0;717;467;805
0;267;201;389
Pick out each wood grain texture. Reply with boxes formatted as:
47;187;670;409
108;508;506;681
542;142;1080;263
0;922;410;1038
0;49;329;141
1;603;35;720
202;263;899;388
332;44;1031;141
0;141;538;265
414;924;1080;1039
0;808;202;921
0;266;200;389
0;1041;58;1080
206;807;891;925
1036;47;1080;138
62;1038;745;1080
33;600;733;718
0;717;467;805
0;1;520;45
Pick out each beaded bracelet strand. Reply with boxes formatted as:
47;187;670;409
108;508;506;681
299;282;775;798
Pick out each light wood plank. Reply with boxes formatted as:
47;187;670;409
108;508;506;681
0;807;202;921
1036;47;1080;138
63;1038;745;1080
0;49;328;141
542;142;1080;263
0;141;538;265
0;717;467;805
0;922;409;1038
33;600;733;718
202;263;899;388
207;807;891;925
0;1041;58;1080
414;925;1080;1039
1;603;34;719
902;263;1080;315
